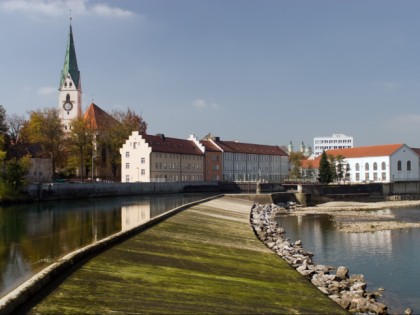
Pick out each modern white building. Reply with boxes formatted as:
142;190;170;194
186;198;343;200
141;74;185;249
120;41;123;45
313;134;353;157
301;144;420;183
120;132;205;183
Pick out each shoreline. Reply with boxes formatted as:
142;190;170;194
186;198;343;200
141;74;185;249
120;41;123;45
290;200;420;233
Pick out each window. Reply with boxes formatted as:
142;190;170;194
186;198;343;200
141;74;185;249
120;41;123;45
382;172;386;181
407;161;412;171
126;163;130;169
365;163;369;171
382;162;386;170
126;175;130;182
355;163;360;171
373;173;378;181
141;157;145;164
355;173;360;181
397;160;402;171
373;162;378;171
365;173;369;181
125;152;129;158
141;169;145;175
133;142;136;149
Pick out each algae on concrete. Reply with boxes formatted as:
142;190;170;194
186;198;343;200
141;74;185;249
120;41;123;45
26;197;346;314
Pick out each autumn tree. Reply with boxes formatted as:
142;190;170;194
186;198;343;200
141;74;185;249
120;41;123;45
288;151;304;180
69;117;93;181
25;108;65;178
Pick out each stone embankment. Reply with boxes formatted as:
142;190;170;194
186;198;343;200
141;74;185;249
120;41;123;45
250;203;388;314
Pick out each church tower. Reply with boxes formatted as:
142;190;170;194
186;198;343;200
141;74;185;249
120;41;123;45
58;20;82;131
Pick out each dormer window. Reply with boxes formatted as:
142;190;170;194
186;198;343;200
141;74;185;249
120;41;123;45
64;83;67;87
69;82;73;87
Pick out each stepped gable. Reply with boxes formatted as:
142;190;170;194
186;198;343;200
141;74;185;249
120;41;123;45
144;134;203;156
84;103;119;130
213;139;288;156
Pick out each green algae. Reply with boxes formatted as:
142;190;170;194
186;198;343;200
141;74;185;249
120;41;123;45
26;198;347;314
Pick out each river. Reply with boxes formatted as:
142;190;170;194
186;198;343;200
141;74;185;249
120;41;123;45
0;193;215;298
276;208;420;314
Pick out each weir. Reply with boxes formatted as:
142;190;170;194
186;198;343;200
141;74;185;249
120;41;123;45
3;196;344;314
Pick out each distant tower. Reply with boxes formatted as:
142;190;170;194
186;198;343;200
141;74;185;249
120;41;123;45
288;141;293;154
58;19;82;132
300;141;305;153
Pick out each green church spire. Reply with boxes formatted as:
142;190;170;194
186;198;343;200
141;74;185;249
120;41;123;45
60;23;80;89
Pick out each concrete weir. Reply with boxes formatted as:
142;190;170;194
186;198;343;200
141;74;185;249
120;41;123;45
3;196;345;314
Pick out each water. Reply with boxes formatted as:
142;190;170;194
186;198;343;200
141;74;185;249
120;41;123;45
276;209;420;314
0;193;215;298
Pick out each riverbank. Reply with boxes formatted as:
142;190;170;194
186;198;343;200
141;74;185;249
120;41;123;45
15;197;344;314
293;200;420;233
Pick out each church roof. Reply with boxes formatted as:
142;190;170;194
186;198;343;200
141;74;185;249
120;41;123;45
84;103;119;130
60;24;80;89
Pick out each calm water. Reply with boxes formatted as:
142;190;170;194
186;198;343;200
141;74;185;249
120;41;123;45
276;208;420;314
0;193;215;298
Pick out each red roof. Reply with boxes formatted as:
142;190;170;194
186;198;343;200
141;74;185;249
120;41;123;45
200;140;222;152
212;139;288;156
84;103;119;130
144;134;203;156
301;159;320;169
324;144;404;158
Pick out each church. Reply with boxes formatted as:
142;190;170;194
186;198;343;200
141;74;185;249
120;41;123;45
58;22;119;181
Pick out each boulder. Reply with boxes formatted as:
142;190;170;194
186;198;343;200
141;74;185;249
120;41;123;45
336;266;349;280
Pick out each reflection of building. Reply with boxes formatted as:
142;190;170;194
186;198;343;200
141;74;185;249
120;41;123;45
120;132;205;183
121;202;151;231
313;134;353;157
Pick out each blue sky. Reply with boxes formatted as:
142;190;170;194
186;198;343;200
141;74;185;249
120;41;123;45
1;0;420;149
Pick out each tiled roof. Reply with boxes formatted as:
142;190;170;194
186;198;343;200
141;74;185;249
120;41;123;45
411;148;420;157
145;134;204;156
200;140;223;152
213;140;288;156
324;144;404;158
84;103;119;130
301;159;320;169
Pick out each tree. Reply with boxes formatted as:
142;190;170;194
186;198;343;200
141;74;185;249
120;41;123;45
288;151;304;180
328;154;337;182
69;118;93;181
6;114;26;159
25;108;65;178
318;151;332;184
335;155;345;183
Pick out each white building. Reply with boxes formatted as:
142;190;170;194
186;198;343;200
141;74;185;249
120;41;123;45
313;134;353;157
302;144;420;183
120;132;205;183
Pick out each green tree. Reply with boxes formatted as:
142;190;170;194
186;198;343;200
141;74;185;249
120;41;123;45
318;151;332;184
25;108;65;178
328;155;337;182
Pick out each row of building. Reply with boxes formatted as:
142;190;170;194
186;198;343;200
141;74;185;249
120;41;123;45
119;130;420;184
120;132;290;183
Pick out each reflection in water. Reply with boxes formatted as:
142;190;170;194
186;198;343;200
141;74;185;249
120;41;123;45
0;193;214;298
122;202;150;231
277;210;420;314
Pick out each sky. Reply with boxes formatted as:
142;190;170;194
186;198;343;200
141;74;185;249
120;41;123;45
1;0;420;149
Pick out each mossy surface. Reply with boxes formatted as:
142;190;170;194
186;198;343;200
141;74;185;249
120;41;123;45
27;198;347;314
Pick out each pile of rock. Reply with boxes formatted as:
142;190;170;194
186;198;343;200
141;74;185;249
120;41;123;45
250;203;388;314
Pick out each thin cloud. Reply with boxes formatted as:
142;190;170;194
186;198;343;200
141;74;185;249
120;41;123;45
192;98;220;110
0;0;137;18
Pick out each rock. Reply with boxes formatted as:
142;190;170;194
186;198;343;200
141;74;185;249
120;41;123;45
405;307;413;315
294;240;302;246
336;266;349;280
350;281;367;292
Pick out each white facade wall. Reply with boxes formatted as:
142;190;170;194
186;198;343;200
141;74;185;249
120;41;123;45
120;132;151;183
345;145;419;183
314;134;353;157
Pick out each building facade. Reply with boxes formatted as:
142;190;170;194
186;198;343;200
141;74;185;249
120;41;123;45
301;144;420;183
201;135;289;183
313;134;353;157
120;132;205;183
